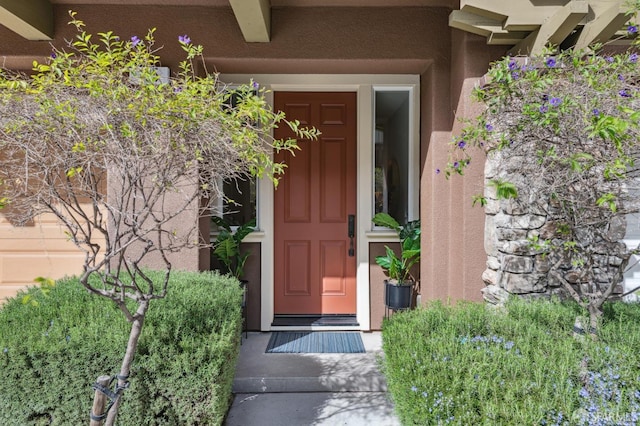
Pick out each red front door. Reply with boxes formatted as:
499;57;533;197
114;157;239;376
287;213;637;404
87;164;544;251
274;92;357;315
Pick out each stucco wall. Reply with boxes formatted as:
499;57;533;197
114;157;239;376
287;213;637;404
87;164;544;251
420;30;506;303
0;211;101;300
0;4;505;306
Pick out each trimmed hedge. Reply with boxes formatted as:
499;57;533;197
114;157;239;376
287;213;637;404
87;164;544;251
0;270;243;425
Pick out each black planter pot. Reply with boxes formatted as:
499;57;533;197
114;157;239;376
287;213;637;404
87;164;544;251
384;280;413;310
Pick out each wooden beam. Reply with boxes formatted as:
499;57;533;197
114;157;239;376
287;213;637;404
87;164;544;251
0;0;53;40
487;31;530;45
509;1;588;55
460;0;560;31
448;9;504;38
229;0;270;43
573;2;628;50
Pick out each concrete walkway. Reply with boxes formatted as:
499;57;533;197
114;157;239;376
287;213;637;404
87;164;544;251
224;332;401;426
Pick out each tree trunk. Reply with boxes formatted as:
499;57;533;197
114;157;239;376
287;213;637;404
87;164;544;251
587;303;601;341
90;375;111;426
103;301;149;426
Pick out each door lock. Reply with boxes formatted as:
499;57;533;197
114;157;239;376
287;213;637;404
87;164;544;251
348;214;355;257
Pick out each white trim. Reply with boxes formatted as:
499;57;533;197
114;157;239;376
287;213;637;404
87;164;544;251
220;74;420;331
371;85;420;225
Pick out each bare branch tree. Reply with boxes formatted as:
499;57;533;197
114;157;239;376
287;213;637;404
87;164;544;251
0;13;317;424
448;46;640;337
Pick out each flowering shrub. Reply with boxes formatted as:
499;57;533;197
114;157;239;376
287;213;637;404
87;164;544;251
445;9;640;332
382;299;640;425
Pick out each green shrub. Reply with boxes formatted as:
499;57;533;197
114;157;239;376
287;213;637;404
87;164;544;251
382;299;640;425
0;270;243;425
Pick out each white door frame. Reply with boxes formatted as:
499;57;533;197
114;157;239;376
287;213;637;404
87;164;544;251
220;74;420;330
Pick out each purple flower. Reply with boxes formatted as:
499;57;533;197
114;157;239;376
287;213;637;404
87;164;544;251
131;35;141;47
542;94;549;102
630;53;638;63
252;81;260;90
457;140;466;149
592;108;600;117
605;56;614;63
618;74;625;81
50;52;57;59
628;25;638;34
453;161;460;169
549;97;562;107
435;168;441;175
511;71;520;80
485;123;493;132
619;89;631;98
539;105;548;113
178;34;191;44
508;60;517;71
173;86;183;93
545;57;556;67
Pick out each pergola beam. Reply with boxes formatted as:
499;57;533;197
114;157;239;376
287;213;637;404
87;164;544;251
229;0;271;43
573;2;628;50
450;0;633;55
509;1;588;55
0;0;53;40
449;10;503;38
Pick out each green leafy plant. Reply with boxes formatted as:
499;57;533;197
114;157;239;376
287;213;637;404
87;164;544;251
0;11;318;424
382;298;640;425
0;270;242;425
212;216;256;279
443;7;640;334
372;212;420;284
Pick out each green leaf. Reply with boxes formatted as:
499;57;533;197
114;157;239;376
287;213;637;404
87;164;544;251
489;179;518;199
596;193;617;212
472;195;487;207
372;212;401;231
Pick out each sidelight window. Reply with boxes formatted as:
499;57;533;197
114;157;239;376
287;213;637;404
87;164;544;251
373;88;414;225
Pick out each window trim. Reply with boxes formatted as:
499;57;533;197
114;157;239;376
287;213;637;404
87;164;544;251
218;74;420;331
371;86;419;228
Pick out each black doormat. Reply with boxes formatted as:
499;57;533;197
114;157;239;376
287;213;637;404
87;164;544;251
265;332;366;353
271;315;359;327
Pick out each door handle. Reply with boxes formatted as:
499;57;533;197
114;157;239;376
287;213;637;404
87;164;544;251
348;215;355;238
348;215;355;257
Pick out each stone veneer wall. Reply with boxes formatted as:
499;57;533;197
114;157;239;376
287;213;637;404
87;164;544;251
480;150;628;305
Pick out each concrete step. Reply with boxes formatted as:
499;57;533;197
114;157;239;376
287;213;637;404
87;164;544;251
232;332;388;393
226;332;401;426
225;392;401;426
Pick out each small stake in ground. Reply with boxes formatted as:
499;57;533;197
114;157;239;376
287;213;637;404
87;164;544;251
90;375;111;426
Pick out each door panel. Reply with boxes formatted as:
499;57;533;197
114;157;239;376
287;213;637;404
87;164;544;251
274;92;357;315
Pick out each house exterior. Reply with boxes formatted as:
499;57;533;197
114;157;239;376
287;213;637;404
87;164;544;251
0;0;632;330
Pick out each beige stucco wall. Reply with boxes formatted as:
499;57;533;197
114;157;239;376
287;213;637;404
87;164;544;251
0;212;96;300
420;30;506;303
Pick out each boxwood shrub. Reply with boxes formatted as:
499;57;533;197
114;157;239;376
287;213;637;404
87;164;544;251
0;270;243;425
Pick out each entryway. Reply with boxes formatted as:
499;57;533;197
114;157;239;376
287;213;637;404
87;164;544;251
226;331;400;425
273;92;357;322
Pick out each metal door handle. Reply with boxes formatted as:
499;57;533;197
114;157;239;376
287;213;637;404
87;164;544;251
348;214;355;256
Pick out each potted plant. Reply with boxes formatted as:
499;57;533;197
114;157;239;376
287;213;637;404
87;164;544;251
212;216;256;308
372;212;421;310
